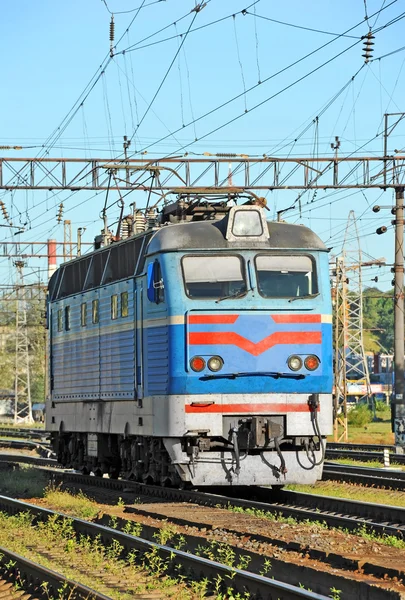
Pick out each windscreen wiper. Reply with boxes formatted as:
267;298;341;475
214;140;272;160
200;371;306;380
215;289;248;303
288;292;320;303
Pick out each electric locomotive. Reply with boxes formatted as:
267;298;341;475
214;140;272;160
46;195;333;486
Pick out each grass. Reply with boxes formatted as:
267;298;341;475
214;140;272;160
0;510;192;599
286;480;405;507
43;485;100;520
329;419;394;445
0;465;49;498
0;420;45;429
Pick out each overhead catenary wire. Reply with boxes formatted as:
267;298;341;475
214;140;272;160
122;2;399;162
128;2;206;144
101;0;167;16
3;0;404;251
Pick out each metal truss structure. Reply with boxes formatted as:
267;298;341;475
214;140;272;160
13;261;34;424
333;211;374;441
1;241;93;259
0;154;404;191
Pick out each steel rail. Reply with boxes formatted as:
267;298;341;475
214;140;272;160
0;453;59;468
323;462;405;489
2;455;405;537
0;546;110;600
0;494;328;600
325;448;405;464
53;471;405;540
0;440;53;458
327;443;396;452
0;427;49;441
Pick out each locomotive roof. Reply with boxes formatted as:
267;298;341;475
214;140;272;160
147;219;328;255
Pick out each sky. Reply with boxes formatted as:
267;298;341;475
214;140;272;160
1;0;405;291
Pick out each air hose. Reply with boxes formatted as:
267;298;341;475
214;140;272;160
305;394;326;467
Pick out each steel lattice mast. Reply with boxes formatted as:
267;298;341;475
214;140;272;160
13;260;33;424
333;211;373;441
333;256;348;441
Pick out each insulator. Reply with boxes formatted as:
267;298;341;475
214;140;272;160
109;16;115;57
120;216;133;240
147;208;157;229
372;205;380;213
134;211;146;233
392;279;395;287
376;226;387;235
362;32;375;64
56;202;64;223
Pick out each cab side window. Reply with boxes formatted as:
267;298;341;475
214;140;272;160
111;294;118;320
81;303;87;327
65;306;71;331
121;291;129;317
147;260;165;304
156;262;164;304
92;299;99;324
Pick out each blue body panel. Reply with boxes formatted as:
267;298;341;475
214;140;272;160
50;249;332;402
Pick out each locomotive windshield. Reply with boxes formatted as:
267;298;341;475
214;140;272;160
255;255;317;299
182;255;247;299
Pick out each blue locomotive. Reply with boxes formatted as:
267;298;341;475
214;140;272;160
46;196;332;486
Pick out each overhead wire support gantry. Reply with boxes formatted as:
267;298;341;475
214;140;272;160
0;154;405;191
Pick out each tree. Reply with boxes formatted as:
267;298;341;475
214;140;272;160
363;287;394;353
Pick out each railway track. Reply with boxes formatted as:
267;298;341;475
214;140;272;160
1;452;405;537
0;427;48;442
323;461;405;489
0;440;53;458
0;493;330;600
325;448;405;465
1;456;405;597
0;546;109;600
327;442;396;453
55;469;405;541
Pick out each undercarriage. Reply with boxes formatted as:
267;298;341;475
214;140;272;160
52;428;324;487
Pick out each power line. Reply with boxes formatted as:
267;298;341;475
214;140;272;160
128;1;207;142
124;2;398;161
101;0;167;16
250;10;360;39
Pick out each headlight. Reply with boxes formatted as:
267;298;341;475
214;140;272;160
208;356;224;372
190;356;206;372
305;355;320;371
288;355;303;371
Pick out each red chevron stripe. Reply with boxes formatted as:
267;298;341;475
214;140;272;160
188;314;239;324
272;314;321;323
186;403;314;413
189;331;321;356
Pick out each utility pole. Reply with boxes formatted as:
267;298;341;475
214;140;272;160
13;261;33;424
393;186;405;448
334;256;348;441
63;220;73;262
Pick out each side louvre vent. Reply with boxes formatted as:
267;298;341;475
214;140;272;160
146;325;169;394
